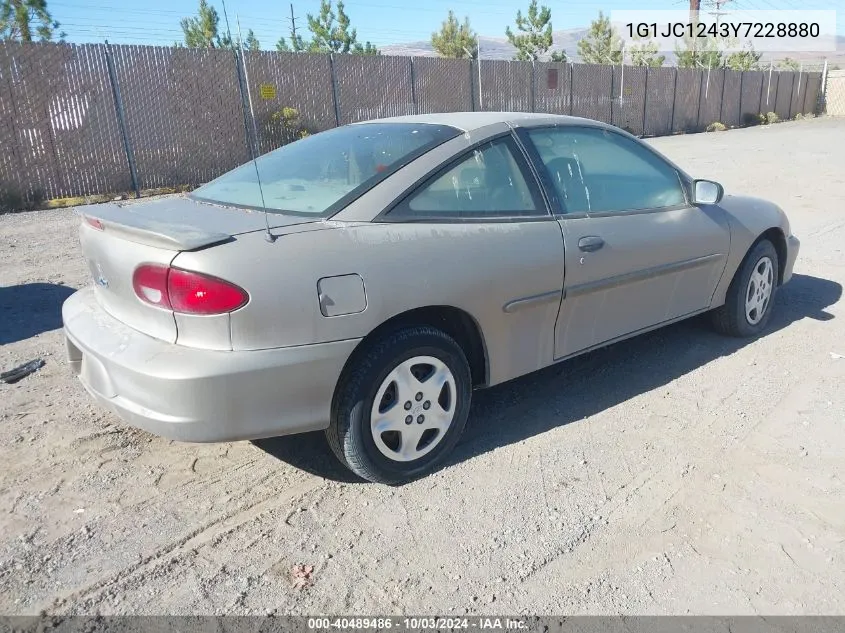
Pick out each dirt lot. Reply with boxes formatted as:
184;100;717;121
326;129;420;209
1;117;844;616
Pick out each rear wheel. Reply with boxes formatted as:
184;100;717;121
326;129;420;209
326;326;472;484
711;239;779;337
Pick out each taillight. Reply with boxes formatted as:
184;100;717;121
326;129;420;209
132;264;248;315
167;268;248;314
84;216;104;230
132;264;170;309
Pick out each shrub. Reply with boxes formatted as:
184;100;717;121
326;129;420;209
742;112;760;127
765;111;780;124
0;183;44;213
269;107;311;145
706;121;727;132
794;113;805;121
0;187;23;213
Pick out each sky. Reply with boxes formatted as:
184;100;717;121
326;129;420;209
49;0;844;49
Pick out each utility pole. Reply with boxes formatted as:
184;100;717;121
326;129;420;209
709;0;733;26
288;3;300;50
689;0;700;58
689;0;700;23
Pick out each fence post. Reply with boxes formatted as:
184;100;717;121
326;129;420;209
788;71;795;120
530;60;536;113
329;53;341;126
820;59;829;113
697;69;706;131
104;41;139;199
669;67;678;134
469;59;477;111
409;57;418;115
765;61;773;110
610;64;617;127
569;63;574;115
641;67;649;137
738;71;744;125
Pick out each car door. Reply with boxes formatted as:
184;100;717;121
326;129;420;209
517;125;731;360
379;133;566;385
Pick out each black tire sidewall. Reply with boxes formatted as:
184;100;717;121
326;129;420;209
334;329;472;484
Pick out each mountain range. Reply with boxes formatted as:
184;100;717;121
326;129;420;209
381;28;845;68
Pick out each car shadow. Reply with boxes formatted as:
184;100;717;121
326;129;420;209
0;283;77;345
253;273;841;484
254;431;366;483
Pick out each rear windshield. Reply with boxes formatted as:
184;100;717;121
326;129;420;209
191;123;460;216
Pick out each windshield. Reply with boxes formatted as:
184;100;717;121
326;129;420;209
191;123;460;216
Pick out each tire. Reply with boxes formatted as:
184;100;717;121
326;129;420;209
326;326;472;484
711;238;779;337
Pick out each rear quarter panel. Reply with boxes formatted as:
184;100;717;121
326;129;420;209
174;220;565;387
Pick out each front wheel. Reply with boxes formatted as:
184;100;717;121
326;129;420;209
711;239;779;337
326;326;472;484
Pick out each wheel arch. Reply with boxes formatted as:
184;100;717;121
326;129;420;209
714;223;788;308
755;227;788;285
339;305;489;391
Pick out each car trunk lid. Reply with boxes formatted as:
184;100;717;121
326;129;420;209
76;196;318;343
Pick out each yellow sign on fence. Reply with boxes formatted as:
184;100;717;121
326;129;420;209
259;84;276;100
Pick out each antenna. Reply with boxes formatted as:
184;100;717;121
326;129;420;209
221;0;276;243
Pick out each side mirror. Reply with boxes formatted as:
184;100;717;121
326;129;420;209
693;179;724;205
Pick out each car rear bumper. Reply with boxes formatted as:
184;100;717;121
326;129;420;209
62;288;360;442
783;234;800;285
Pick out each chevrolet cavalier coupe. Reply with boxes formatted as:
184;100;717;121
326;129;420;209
63;112;800;483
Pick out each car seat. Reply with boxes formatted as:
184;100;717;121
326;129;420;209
545;156;590;213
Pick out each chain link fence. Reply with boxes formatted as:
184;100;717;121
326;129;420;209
0;41;824;209
823;69;845;117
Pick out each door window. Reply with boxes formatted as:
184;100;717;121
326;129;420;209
526;127;687;214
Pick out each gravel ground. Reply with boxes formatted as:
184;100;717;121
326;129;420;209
1;117;844;616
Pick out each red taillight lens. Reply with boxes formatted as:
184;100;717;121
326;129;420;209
84;216;104;230
132;264;171;309
167;268;248;314
132;264;248;315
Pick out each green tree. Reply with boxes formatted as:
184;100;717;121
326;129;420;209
306;0;378;55
550;50;567;62
778;57;800;71
276;34;306;52
0;0;63;41
725;43;762;71
674;30;722;69
577;11;622;65
244;29;260;51
431;10;477;59
629;37;665;67
180;0;229;48
505;0;557;62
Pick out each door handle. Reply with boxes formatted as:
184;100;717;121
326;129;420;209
578;236;605;252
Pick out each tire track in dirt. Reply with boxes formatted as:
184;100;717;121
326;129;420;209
49;477;328;613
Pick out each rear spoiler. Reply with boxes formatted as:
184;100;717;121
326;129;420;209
76;203;231;251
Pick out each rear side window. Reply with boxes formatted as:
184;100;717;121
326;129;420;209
391;137;544;220
191;123;460;217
